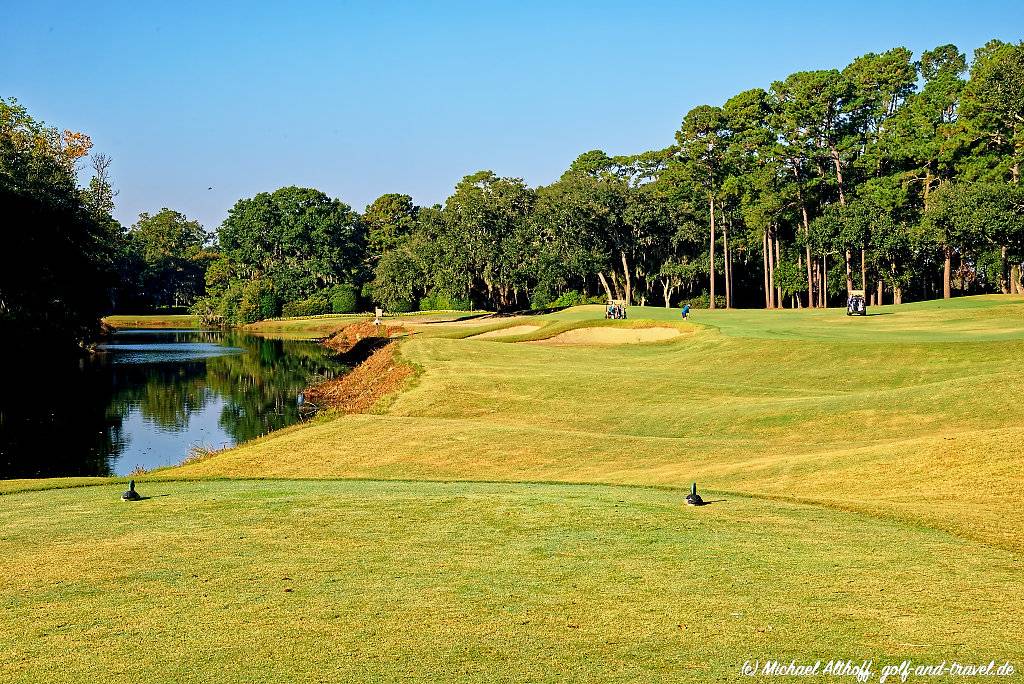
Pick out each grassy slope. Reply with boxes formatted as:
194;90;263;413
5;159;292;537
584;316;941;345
6;295;1024;681
242;313;371;338
179;295;1024;552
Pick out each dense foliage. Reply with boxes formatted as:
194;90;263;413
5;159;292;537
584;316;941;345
362;39;1024;311
1;99;219;349
196;187;365;324
129;209;214;308
0;98;122;351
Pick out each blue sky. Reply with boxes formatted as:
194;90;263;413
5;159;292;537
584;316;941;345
3;1;1022;230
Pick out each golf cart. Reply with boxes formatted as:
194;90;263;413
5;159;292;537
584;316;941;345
846;289;867;316
605;299;627;319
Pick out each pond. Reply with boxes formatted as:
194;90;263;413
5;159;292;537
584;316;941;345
0;330;347;478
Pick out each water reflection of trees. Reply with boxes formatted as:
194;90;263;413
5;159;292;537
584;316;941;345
110;333;347;443
109;361;211;431
204;334;346;442
0;333;346;478
0;356;123;478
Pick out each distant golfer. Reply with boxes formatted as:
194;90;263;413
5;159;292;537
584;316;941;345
681;304;690;319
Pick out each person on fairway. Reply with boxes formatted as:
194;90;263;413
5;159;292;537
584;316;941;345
681;304;690;319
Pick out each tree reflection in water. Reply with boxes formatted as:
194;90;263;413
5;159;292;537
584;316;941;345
0;330;346;478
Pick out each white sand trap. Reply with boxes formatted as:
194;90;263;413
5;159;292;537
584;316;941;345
535;326;682;345
473;324;542;339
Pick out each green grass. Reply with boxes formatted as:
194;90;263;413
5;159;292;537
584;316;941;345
242;313;371;338
103;314;201;329
243;311;489;339
6;295;1024;681
537;296;1024;341
2;480;1020;682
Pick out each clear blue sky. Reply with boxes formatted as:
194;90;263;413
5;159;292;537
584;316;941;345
3;1;1022;230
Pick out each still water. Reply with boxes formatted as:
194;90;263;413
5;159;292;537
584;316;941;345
0;330;347;478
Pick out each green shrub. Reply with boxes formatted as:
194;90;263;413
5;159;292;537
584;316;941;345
533;290;603;309
679;293;727;309
528;284;555;310
190;296;224;327
238;280;278;324
419;290;472;311
329;284;359;314
217;282;245;323
281;295;330;318
552;291;585;307
418;294;435;311
389;298;415;313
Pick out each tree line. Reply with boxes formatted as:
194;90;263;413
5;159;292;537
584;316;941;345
1;97;219;349
366;39;1024;312
2;98;119;350
204;39;1023;318
3;39;1023;346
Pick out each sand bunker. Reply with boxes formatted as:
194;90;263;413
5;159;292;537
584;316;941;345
473;324;542;339
534;326;681;345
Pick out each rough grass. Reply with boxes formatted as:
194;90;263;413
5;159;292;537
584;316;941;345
6;295;1024;681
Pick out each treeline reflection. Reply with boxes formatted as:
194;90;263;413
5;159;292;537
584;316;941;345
0;332;345;478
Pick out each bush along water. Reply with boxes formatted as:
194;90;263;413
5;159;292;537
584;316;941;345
329;284;359;314
281;295;331;318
